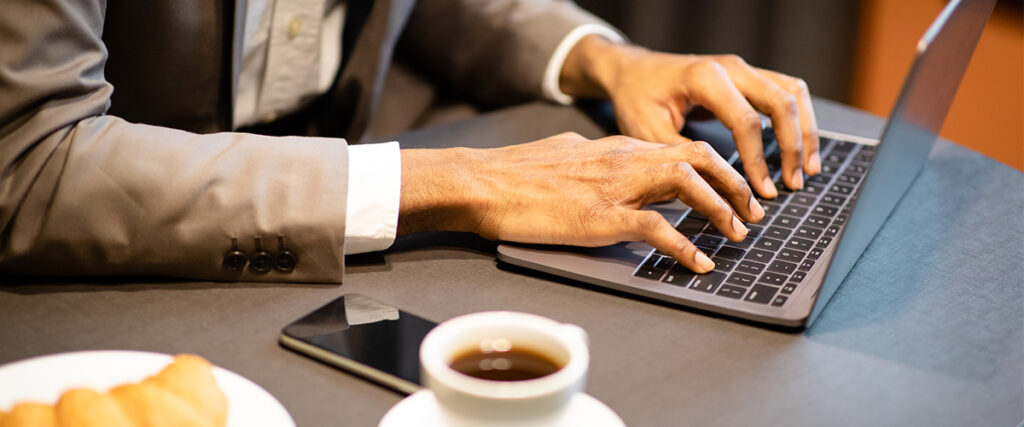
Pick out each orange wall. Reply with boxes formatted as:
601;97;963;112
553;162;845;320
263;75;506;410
851;0;1023;171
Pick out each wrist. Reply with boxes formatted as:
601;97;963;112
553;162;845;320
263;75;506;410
397;148;486;236
559;34;645;99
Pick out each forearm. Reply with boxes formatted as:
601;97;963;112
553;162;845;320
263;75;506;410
397;148;486;236
558;34;646;100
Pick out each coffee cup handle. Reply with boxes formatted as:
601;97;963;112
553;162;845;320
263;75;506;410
560;324;589;346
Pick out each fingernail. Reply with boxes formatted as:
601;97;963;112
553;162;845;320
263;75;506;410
731;215;748;237
761;176;778;199
808;152;821;175
791;169;804;190
695;250;715;272
748;195;765;221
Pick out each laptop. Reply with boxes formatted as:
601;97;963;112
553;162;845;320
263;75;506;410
497;0;995;328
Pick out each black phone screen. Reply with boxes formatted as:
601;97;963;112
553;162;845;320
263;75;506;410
280;294;437;393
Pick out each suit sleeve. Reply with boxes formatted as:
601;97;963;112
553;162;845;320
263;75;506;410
0;0;350;282
398;0;619;108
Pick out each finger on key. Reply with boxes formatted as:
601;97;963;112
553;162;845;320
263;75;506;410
758;69;821;175
664;141;763;223
683;59;777;199
717;59;804;190
659;160;747;242
627;209;714;274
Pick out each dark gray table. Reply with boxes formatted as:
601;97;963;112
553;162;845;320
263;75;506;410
2;99;1022;426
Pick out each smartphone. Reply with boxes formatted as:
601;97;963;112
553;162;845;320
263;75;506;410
280;294;437;394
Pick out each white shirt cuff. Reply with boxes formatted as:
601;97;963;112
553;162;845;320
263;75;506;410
541;23;626;106
345;141;401;254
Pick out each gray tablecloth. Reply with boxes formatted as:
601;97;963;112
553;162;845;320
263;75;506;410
1;99;1021;426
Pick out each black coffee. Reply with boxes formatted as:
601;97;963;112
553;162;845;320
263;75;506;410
450;345;562;381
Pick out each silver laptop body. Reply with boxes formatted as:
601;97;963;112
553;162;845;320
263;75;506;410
497;0;995;328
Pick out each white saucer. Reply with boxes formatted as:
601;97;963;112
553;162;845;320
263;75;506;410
379;390;625;427
0;350;294;427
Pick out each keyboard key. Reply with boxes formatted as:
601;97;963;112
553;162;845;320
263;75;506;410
781;283;798;295
789;194;817;206
811;204;838;217
759;272;788;286
763;226;791;240
772;215;800;229
856;153;875;163
847;164;868;175
817;236;833;248
715;246;745;260
712;257;736;272
754;237;785;252
776;248;805;263
807;174;832;185
805;215;830;229
771;295;788;307
690;272;726;293
746;224;764;237
834;214;848;225
790;271;806;283
832;141;856;153
717;284;747;299
830;184;854;195
676;217;707;237
662;265;696;286
730;235;756;249
767;260;798;275
726;272;757;287
744;248;774;263
821;162;842;175
694;235;724;248
806;247;824;260
736;260;766;275
820;137;835;151
798;259;815;271
825;153;847;163
825;225;840;237
636;257;667;280
744;284;779;304
794;226;822;240
782;205;809;217
786;237;815;251
837;174;860;185
654;256;676;270
821;194;846;206
761;201;782;216
803;183;824;195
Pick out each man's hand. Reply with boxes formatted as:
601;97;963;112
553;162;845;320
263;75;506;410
398;133;765;273
559;35;820;199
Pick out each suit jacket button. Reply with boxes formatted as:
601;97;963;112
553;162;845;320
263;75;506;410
250;250;273;274
223;250;247;271
274;250;298;273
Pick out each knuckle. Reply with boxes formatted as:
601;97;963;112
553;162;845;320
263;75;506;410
737;111;763;133
774;91;799;116
684;141;716;164
692;58;725;75
558;131;584;140
719;54;747;67
635;211;665;232
791;78;810;96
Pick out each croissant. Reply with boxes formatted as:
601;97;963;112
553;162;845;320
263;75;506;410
0;354;227;427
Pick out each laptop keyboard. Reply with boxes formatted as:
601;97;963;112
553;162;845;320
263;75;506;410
633;136;875;308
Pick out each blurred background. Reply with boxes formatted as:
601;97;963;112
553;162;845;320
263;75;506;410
576;0;1023;171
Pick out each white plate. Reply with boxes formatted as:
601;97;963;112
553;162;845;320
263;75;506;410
0;350;294;427
379;390;625;427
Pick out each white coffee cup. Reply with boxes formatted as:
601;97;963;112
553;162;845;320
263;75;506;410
419;311;590;426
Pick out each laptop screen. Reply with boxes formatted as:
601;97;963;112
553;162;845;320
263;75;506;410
806;0;995;326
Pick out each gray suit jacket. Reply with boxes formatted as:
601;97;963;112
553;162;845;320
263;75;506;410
0;0;609;282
